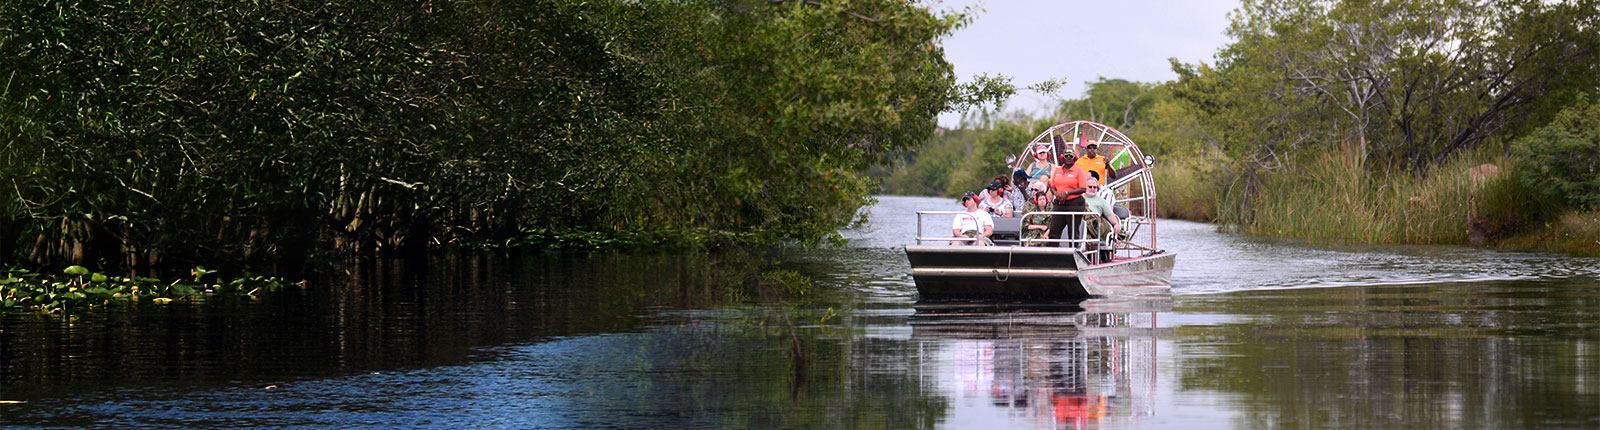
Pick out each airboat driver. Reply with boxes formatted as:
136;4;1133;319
1074;141;1118;186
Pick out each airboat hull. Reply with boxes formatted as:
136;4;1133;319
905;244;1175;300
1072;251;1176;296
905;245;1089;301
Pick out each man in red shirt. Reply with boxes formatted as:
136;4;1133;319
1048;152;1088;247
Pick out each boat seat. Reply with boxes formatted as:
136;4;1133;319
991;216;1021;240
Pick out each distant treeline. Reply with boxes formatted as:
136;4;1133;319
878;0;1599;254
0;0;1018;274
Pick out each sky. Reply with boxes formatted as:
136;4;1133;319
930;0;1241;128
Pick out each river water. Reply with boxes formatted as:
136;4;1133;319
3;195;1599;429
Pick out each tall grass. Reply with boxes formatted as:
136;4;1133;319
1235;145;1536;244
1152;152;1221;222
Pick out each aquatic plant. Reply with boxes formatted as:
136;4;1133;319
0;265;298;315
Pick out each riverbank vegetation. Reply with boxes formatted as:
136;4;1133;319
1;0;1026;278
878;0;1599;256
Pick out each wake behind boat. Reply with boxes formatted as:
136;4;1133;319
905;121;1176;300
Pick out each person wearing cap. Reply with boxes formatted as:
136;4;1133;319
1026;144;1054;184
1074;141;1117;186
952;193;995;246
1008;170;1029;214
979;174;1009;201
1048;152;1088;247
977;182;1013;217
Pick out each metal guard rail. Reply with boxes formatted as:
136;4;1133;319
916;210;1110;247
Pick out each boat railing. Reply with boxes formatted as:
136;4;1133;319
914;210;1109;247
914;211;984;245
1016;210;1104;248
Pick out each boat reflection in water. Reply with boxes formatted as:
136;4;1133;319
911;298;1172;429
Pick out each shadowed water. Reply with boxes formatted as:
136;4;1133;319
3;195;1598;428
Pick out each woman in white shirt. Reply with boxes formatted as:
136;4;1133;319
976;182;1013;217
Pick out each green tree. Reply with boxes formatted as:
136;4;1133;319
1170;0;1600;223
0;0;1017;272
1054;78;1163;131
1514;97;1600;210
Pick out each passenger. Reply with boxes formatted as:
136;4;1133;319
977;182;1014;217
979;174;1008;200
1083;176;1122;262
1083;176;1122;241
1007;170;1029;214
976;175;1002;200
1074;141;1118;185
1087;171;1116;205
1089;171;1130;221
1021;183;1053;246
1026;144;1054;184
953;193;995;246
1047;153;1089;247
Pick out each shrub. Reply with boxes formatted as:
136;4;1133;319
1515;98;1600;210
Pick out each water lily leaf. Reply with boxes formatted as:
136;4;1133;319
90;273;108;283
63;266;90;276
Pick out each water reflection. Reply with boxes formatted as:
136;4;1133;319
912;299;1171;429
0;252;770;406
1172;279;1600;429
2;195;1598;428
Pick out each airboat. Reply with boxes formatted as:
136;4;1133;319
904;121;1176;301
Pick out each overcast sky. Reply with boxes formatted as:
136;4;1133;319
930;0;1240;127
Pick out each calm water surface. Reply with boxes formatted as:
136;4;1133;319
3;195;1598;429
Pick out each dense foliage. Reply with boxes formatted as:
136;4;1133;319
1170;0;1600;223
1514;97;1600;210
1;0;1012;274
878;0;1597;255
